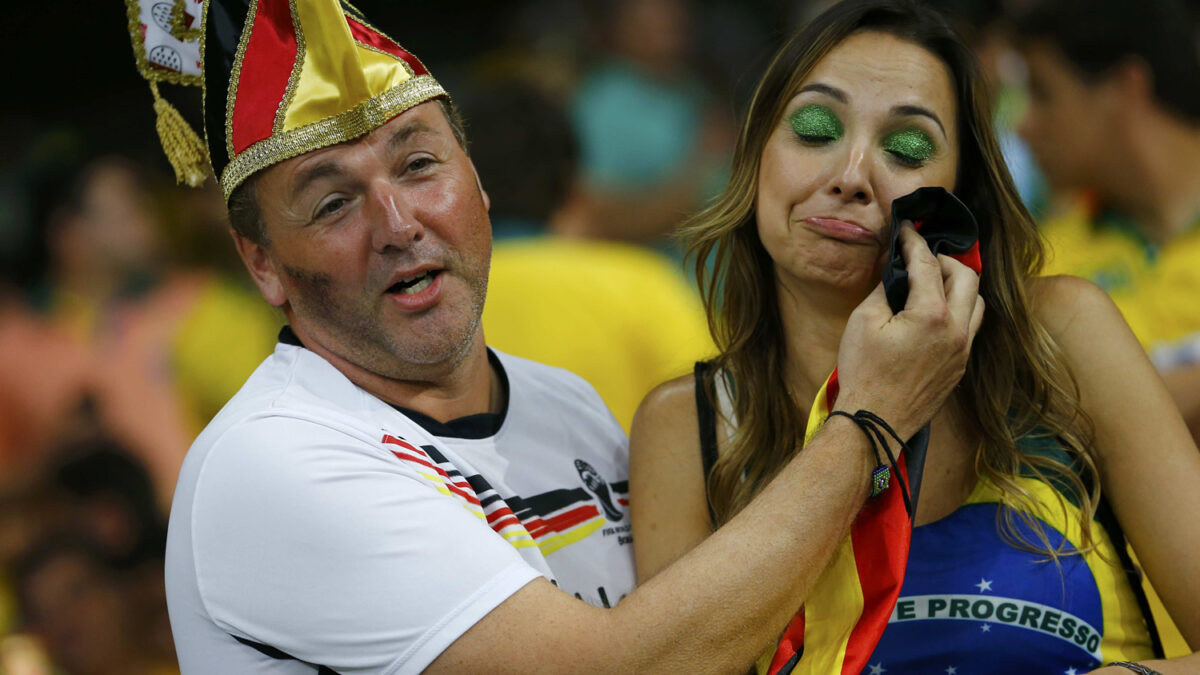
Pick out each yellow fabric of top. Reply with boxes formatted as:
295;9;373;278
481;238;713;432
283;0;413;130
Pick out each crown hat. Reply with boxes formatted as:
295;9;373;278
126;0;447;201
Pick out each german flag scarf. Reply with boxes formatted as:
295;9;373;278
762;187;982;675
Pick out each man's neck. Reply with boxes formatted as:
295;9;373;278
288;323;500;424
1109;114;1200;242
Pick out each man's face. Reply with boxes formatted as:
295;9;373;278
245;101;492;381
1018;41;1115;192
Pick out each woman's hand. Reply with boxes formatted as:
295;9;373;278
835;222;985;440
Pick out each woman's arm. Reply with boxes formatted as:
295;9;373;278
1034;275;1200;673
629;374;716;583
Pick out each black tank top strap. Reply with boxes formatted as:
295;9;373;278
1094;497;1165;658
693;361;719;523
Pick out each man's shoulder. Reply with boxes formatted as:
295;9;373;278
494;349;612;414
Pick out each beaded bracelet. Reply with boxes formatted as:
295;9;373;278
826;409;914;517
1107;662;1163;675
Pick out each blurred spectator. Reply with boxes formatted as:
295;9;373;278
926;0;1047;213
0;436;174;672
461;78;714;431
1015;0;1200;657
567;0;733;245
13;141;282;510
12;534;175;675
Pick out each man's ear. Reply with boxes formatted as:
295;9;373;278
231;230;287;307
469;159;490;212
1106;56;1154;111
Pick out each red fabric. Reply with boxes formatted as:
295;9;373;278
230;0;298;154
841;456;911;673
768;615;806;674
913;219;983;274
949;243;982;274
345;16;428;76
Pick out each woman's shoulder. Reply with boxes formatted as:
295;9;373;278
1027;274;1129;343
633;371;702;440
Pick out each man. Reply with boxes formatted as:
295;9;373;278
1017;0;1200;432
1015;0;1200;657
136;0;982;671
465;78;715;431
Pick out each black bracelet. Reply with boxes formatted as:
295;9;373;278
1107;662;1163;675
826;410;914;517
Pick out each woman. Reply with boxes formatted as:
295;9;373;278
629;1;1200;673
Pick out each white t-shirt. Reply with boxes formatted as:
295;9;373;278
165;336;634;674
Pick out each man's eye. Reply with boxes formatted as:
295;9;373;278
318;198;347;217
407;157;434;172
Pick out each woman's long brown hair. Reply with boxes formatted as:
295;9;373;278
682;0;1099;556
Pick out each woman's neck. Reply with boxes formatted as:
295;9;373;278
776;276;867;408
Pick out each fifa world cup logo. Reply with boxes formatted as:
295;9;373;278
574;459;623;521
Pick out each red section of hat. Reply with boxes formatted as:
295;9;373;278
345;16;428;76
231;0;299;155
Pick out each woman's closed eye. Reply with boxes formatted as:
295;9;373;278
790;104;844;144
882;128;936;167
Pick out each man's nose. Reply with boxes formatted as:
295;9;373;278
366;181;423;252
829;146;874;205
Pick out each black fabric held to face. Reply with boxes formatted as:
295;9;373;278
882;187;981;314
875;186;980;512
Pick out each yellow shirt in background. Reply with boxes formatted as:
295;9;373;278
483;238;714;432
1041;204;1200;364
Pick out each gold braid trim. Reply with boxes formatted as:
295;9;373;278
219;74;445;201
150;81;210;187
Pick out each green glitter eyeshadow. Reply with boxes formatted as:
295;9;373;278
883;128;935;163
790;104;843;141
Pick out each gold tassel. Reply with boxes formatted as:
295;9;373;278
149;81;209;187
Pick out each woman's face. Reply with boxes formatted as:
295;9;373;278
756;31;959;298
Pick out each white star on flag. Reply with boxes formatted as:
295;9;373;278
869;663;886;675
980;624;991;632
945;667;958;675
975;578;993;592
1065;669;1078;675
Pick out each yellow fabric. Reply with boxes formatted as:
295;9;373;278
793;376;858;674
171;278;282;433
1041;205;1197;656
283;0;413;130
481;238;713;432
1042;204;1200;352
963;476;1156;662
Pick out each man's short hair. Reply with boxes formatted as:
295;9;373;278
1015;0;1200;125
228;97;468;245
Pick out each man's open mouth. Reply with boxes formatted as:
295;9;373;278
388;270;439;296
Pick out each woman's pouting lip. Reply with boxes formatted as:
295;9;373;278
803;216;881;244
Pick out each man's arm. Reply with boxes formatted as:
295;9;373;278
429;225;985;673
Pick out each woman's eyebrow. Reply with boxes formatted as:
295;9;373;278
891;104;947;138
797;82;848;103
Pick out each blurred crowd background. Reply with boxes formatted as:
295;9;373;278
0;0;1197;672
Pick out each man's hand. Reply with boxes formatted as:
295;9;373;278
836;222;985;440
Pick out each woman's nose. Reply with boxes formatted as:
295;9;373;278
829;147;874;205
